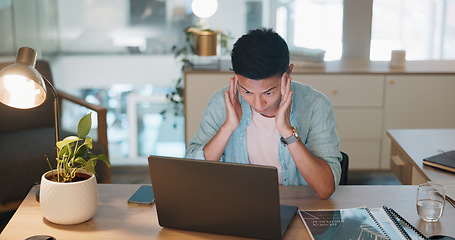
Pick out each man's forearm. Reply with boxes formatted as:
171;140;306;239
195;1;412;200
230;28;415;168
287;141;336;199
203;124;235;161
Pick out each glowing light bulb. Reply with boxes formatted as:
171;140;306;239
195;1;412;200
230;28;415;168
191;0;218;19
0;74;45;109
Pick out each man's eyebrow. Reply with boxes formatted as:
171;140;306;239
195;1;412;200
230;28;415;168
237;83;250;92
264;87;277;93
238;83;277;93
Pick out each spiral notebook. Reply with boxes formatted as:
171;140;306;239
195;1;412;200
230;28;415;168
299;206;426;240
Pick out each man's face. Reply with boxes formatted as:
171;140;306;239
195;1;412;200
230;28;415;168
236;74;282;118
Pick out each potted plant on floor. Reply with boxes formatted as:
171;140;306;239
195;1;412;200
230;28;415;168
40;112;110;225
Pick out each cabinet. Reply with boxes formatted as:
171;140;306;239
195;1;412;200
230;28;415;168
184;72;232;145
184;61;455;171
185;72;385;169
292;75;384;169
381;75;455;168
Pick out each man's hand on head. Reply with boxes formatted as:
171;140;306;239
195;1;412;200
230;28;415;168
275;71;293;137
223;75;242;132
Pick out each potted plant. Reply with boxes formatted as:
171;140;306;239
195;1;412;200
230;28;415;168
162;25;232;123
172;25;232;63
40;112;110;225
188;27;219;56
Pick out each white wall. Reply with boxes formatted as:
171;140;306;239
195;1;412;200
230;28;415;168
55;0;266;55
342;0;373;59
208;0;249;41
4;0;378;92
57;0;129;53
51;55;181;91
0;1;14;55
50;0;256;91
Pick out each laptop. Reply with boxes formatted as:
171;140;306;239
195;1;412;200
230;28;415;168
147;155;298;240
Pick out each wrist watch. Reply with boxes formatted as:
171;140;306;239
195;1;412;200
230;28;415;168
280;126;301;146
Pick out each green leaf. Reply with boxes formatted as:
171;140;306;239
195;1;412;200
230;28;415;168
58;145;67;159
84;159;96;173
78;112;92;138
56;136;81;150
96;154;110;168
75;145;89;158
84;137;93;149
74;157;87;166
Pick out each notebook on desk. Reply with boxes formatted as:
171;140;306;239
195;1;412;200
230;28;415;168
147;155;298;240
423;150;455;173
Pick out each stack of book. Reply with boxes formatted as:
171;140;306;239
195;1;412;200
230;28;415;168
423;150;455;208
423;150;455;173
290;48;326;69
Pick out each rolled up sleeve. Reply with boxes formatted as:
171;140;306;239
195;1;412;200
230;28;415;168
185;88;227;160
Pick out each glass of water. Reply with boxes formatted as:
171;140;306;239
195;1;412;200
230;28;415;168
416;183;445;222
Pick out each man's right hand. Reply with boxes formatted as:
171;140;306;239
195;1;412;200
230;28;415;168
203;75;242;161
223;75;242;132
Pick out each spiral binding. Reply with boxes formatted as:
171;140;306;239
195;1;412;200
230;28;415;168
364;207;391;240
383;205;429;240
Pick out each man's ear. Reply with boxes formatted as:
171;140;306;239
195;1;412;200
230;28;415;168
287;64;294;75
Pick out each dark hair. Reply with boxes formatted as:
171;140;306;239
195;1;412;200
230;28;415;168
231;28;289;80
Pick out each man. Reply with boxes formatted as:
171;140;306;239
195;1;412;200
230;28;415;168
186;28;341;199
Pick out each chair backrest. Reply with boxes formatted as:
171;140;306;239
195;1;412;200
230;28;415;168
340;151;349;185
0;60;55;133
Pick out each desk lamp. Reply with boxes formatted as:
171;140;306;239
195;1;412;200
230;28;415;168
0;47;59;144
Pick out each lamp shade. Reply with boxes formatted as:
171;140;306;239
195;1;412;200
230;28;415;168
0;47;47;109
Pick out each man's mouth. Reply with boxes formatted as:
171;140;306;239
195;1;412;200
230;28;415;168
254;108;267;113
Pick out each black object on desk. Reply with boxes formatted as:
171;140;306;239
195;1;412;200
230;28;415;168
25;235;56;240
423;150;455;173
127;185;155;205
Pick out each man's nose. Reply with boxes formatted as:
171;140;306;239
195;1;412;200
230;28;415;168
253;96;265;110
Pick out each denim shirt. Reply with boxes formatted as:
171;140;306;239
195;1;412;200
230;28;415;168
186;81;342;186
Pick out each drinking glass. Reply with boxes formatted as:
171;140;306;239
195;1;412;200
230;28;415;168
416;183;445;222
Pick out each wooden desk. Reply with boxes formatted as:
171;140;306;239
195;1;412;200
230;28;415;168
387;129;455;185
2;184;455;239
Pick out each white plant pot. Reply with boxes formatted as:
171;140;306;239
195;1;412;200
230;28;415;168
40;169;99;225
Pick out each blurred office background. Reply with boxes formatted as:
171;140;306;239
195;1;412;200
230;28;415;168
1;0;455;166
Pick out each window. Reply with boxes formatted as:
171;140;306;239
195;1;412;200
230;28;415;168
56;0;193;54
246;1;263;31
371;0;455;60
276;0;343;60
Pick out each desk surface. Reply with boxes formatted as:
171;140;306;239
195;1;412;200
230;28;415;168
387;129;455;182
2;184;455;240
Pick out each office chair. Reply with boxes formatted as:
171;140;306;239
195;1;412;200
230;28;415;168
340;151;349;185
